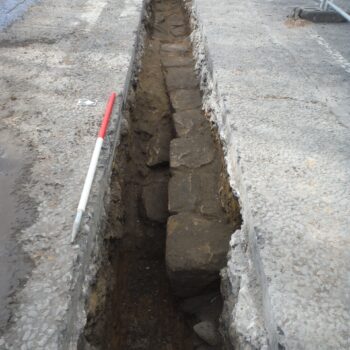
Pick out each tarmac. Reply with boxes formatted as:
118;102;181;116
0;0;350;349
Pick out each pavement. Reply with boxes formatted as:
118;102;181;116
189;0;350;348
0;0;144;348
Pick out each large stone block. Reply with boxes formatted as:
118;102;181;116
172;109;209;137
161;55;193;68
167;14;186;27
166;212;233;296
165;67;198;91
197;170;223;218
168;168;223;217
171;26;187;37
161;42;190;55
170;133;215;169
169;89;202;111
168;172;199;213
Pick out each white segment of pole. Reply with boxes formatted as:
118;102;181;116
71;137;104;243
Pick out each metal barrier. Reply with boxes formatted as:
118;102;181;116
320;0;350;21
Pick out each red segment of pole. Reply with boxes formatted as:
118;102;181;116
98;92;117;139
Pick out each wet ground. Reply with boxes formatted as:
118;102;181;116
0;129;33;333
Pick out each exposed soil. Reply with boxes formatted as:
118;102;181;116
82;0;240;349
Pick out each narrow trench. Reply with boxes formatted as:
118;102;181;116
82;0;241;349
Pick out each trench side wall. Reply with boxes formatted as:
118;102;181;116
60;1;150;348
184;1;276;348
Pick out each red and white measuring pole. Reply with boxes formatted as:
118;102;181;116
71;92;117;243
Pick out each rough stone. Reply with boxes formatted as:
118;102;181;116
153;24;170;41
165;67;198;91
168;168;223;217
146;119;173;166
168;172;199;213
168;14;185;26
155;13;165;24
166;212;233;296
197;170;223;217
172;109;208;137
193;321;219;346
142;180;168;223
171;26;187;37
170;133;215;169
161;42;190;55
161;55;193;68
169;89;202;111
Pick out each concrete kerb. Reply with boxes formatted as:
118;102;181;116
59;1;149;348
184;0;274;348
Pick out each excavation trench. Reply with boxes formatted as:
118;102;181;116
82;0;241;349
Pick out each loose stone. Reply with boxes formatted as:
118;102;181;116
193;321;220;346
167;14;185;26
